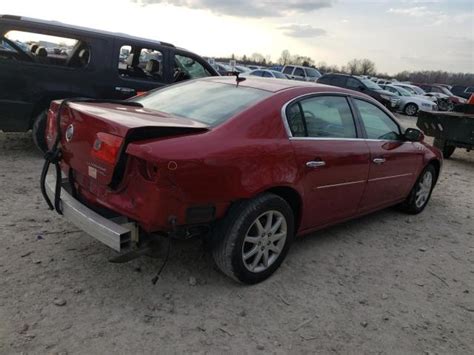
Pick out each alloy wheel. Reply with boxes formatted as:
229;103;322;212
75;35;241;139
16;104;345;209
415;171;433;208
242;210;287;273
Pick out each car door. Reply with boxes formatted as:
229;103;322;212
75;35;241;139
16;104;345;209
292;67;306;81
353;98;423;212
111;40;171;99
286;94;370;230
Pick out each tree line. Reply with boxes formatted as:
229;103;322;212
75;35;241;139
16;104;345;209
213;50;473;86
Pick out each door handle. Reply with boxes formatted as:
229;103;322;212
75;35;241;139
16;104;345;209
373;158;386;165
115;86;136;94
306;160;326;168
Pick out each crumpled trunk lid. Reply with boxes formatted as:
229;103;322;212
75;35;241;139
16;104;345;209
47;101;208;187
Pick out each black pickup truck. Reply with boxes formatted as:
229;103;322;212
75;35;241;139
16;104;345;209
0;14;218;150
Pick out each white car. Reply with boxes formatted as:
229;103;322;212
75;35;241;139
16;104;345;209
381;84;437;116
242;69;288;80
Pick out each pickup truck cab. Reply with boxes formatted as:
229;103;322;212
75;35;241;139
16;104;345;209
0;14;218;150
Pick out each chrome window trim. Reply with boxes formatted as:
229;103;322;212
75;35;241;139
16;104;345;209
280;91;361;139
280;91;403;141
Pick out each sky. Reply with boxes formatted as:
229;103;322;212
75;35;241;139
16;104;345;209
1;0;473;74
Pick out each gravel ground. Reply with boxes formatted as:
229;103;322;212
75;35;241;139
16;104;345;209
0;114;473;354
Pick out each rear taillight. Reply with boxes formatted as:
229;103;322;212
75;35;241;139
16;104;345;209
90;133;123;164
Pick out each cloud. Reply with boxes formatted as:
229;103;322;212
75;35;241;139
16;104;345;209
278;24;327;38
133;0;335;17
387;6;430;17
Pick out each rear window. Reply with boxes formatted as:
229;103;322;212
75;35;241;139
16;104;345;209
136;81;271;126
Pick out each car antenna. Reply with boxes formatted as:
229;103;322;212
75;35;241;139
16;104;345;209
235;72;246;87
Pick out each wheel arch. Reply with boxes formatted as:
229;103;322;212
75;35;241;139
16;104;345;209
264;186;303;234
427;158;441;183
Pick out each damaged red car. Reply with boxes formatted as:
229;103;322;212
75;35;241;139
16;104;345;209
42;76;442;284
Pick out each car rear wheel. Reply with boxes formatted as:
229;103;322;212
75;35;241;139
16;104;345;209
404;103;418;116
433;138;456;159
211;193;294;284
32;110;48;153
398;164;436;214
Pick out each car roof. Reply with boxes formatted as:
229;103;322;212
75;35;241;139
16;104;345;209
201;76;353;94
0;14;176;48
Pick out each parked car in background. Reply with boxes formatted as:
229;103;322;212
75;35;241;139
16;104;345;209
42;76;442;284
392;83;429;96
281;65;321;82
0;14;218;151
380;84;437;116
317;73;400;110
415;83;466;105
451;85;474;100
234;65;251;73
213;62;233;76
242;69;288;79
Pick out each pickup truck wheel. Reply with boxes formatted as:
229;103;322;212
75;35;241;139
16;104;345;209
398;164;436;214
211;193;294;284
32;110;48;153
433;138;455;159
404;103;418;116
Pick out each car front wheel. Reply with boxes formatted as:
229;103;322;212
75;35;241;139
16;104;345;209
404;103;418;116
398;164;436;214
212;193;294;284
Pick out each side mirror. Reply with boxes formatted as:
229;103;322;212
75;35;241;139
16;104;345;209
404;128;424;142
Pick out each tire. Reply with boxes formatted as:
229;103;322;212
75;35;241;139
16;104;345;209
433;138;456;159
404;103;418;116
398;164;437;214
211;193;295;284
31;110;48;153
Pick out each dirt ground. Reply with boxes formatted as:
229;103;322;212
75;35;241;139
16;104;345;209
0;114;473;354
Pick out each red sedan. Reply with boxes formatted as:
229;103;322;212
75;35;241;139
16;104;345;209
42;76;442;284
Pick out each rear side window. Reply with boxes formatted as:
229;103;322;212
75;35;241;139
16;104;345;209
332;76;347;86
136;81;271;126
119;45;164;82
3;30;90;68
347;77;361;89
283;66;294;74
354;99;400;140
287;96;357;138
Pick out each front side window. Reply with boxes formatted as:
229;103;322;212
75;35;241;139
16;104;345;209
283;66;294;74
347;77;362;89
174;54;211;81
287;96;357;139
136;81;271;126
354;99;400;140
305;68;321;78
3;30;89;68
263;71;273;78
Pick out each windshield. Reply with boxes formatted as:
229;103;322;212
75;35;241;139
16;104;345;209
361;78;382;90
305;68;321;78
395;85;415;95
393;86;411;96
440;87;454;96
136;81;271;126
